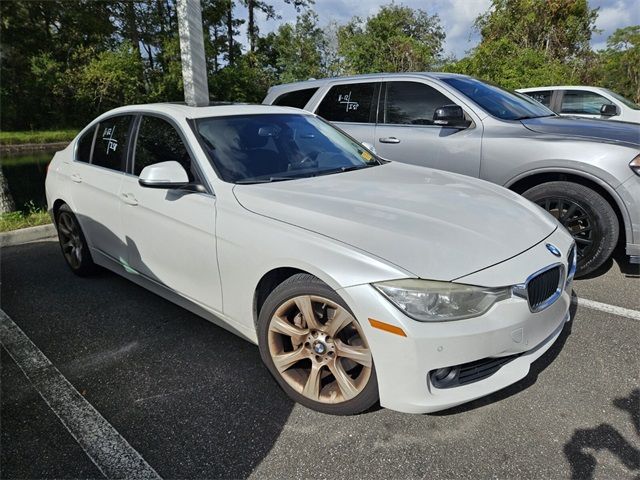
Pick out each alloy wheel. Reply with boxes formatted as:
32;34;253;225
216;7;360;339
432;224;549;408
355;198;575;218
267;295;372;404
57;211;83;269
537;197;596;261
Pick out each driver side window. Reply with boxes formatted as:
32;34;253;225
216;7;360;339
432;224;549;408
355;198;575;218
384;81;455;125
134;116;195;181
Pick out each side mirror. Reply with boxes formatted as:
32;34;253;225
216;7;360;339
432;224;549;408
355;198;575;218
600;103;618;117
433;105;470;128
138;161;189;189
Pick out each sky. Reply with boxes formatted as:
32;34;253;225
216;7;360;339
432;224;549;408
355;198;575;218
241;0;640;58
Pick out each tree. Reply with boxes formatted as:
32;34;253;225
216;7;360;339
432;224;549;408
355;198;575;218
595;26;640;103
337;4;444;74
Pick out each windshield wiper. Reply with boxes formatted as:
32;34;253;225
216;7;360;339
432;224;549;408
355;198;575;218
314;164;375;177
515;114;556;120
235;176;296;184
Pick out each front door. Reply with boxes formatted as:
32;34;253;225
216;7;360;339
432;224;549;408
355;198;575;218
119;114;222;311
374;81;482;178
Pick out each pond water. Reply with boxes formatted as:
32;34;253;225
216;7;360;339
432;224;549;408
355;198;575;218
2;149;58;212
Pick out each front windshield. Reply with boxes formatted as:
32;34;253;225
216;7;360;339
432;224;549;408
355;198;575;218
195;113;380;183
604;89;640;110
442;77;556;120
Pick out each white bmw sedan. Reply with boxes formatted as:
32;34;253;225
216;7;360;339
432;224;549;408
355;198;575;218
46;104;575;415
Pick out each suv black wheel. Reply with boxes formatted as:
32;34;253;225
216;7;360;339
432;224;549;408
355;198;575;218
522;181;618;277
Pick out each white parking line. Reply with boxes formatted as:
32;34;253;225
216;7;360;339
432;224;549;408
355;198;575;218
0;309;162;480
573;297;640;321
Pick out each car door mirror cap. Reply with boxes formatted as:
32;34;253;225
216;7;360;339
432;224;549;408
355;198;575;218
433;104;471;128
600;103;618;117
138;161;190;189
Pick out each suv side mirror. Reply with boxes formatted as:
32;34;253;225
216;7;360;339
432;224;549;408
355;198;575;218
139;161;189;189
600;103;618;117
433;105;470;128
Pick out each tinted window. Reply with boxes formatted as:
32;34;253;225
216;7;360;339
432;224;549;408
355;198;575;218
92;115;133;171
561;90;613;115
316;83;377;123
272;88;318;109
195;114;380;183
76;126;95;163
524;90;553;108
134;116;194;181
442;77;554;120
384;82;454;125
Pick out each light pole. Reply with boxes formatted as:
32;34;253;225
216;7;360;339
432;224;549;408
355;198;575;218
176;0;210;107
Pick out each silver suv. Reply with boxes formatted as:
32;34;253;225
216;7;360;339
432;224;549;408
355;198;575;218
263;73;640;276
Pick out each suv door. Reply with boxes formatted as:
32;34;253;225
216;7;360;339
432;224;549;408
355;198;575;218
69;115;132;261
559;89;617;119
374;80;482;177
314;81;379;145
119;114;222;311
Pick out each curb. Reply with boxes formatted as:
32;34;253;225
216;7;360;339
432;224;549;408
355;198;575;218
1;224;57;247
0;141;69;154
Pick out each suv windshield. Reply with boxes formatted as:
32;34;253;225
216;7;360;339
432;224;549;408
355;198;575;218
442;77;556;120
604;89;640;110
195;113;380;183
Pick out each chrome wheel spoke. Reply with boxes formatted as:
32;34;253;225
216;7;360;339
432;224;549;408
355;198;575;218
294;295;321;330
335;339;372;367
269;315;309;338
328;360;359;400
272;346;308;373
302;363;323;400
325;308;353;337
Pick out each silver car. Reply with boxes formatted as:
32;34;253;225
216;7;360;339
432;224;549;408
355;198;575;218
263;73;640;276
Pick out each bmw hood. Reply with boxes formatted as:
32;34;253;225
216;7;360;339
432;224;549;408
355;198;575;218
233;162;558;281
521;116;640;147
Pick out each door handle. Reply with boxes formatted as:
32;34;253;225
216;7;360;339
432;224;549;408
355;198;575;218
379;137;401;144
70;173;82;183
121;193;138;206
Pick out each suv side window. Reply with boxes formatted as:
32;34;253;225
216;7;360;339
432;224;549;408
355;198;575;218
524;90;553;108
92;115;133;171
134;115;195;181
384;81;454;125
76;126;96;163
561;90;613;115
316;82;377;123
272;88;318;109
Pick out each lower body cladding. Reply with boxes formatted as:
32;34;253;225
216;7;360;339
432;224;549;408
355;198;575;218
340;237;574;414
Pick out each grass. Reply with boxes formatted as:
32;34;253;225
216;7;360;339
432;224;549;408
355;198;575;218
0;203;51;232
0;129;77;145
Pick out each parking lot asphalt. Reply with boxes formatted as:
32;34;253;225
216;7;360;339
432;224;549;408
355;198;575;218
1;239;639;479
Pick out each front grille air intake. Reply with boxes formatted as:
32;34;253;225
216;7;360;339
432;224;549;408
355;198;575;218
527;266;561;311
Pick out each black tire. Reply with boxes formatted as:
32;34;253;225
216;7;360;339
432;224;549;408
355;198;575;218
257;273;379;415
522;181;618;277
55;204;98;276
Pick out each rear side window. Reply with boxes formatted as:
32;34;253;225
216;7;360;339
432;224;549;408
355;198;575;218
561;90;613;115
383;81;454;125
75;127;95;163
272;88;318;109
316;83;377;123
92;115;133;171
134;115;195;181
523;90;553;108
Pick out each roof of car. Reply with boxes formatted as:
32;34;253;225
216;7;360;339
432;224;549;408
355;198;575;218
267;72;471;92
100;103;308;120
517;86;605;92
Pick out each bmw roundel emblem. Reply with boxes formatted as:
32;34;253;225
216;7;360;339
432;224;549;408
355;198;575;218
546;243;562;257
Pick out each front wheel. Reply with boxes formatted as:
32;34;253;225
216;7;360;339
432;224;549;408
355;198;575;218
257;273;378;415
522;181;618;277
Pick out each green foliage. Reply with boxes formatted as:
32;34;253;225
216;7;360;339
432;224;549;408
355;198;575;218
594;26;640;102
0;130;78;146
338;4;444;74
0;202;51;232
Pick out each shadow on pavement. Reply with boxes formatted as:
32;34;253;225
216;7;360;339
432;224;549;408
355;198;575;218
1;239;294;479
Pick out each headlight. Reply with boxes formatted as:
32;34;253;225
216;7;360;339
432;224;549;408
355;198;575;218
372;279;511;322
630;154;640;176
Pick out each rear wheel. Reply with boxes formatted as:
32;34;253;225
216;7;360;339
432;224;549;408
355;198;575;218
56;204;97;276
522;181;618;277
257;273;378;415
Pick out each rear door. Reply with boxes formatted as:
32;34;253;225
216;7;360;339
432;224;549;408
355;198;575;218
374;80;482;177
68;115;132;262
119;114;222;311
314;81;380;145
